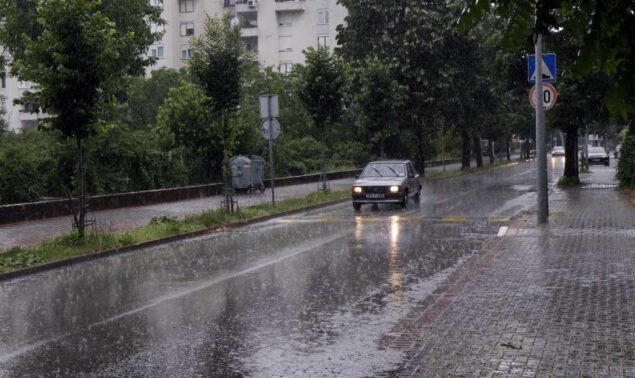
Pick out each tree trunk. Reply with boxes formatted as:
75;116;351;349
506;138;511;161
488;140;495;164
76;136;86;237
564;129;579;179
461;130;471;169
380;138;385;159
415;116;426;176
473;137;483;168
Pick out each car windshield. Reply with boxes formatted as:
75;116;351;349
360;163;406;178
553;147;564;151
589;147;606;153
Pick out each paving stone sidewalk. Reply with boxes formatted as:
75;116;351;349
393;169;635;376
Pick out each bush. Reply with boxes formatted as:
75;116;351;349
617;135;635;188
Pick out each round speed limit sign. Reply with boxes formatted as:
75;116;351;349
529;83;558;110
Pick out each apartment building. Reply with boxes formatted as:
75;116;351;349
1;0;347;131
149;0;346;72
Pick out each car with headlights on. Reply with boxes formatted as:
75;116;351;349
587;146;610;166
551;146;565;156
351;160;422;211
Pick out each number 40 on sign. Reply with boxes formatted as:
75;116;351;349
529;83;558;111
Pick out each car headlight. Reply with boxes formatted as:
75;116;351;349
353;186;363;193
390;186;400;193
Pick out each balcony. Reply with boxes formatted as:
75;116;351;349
275;0;305;13
235;0;257;13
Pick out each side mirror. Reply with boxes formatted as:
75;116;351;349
355;174;359;179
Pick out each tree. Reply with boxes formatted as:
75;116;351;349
351;57;404;158
188;14;247;209
459;0;635;120
155;83;222;184
0;0;162;235
122;68;185;131
296;47;346;190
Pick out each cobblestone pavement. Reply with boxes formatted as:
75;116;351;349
389;163;635;376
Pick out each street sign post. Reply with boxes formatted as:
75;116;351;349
260;119;281;140
259;95;279;118
259;94;279;206
529;83;558;110
528;53;556;84
533;36;549;224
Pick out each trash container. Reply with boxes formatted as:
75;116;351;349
229;155;265;193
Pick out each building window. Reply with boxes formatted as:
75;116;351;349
18;81;31;89
278;35;292;52
279;22;292;28
179;0;194;13
151;23;164;35
317;35;329;47
279;63;293;75
181;47;192;59
150;0;163;8
1;73;5;89
150;45;164;58
19;102;37;113
180;22;195;36
317;9;329;25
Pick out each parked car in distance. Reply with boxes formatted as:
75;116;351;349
551;146;565;156
587;146;610;166
351;160;422;211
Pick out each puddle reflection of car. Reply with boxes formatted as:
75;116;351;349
351;160;422;211
587;146;610;166
551;146;565;156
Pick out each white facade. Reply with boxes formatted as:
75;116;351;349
2;0;347;131
1;74;44;132
150;0;346;72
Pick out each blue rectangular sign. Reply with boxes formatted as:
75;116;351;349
528;53;556;84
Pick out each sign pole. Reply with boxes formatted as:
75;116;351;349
267;95;276;207
535;33;549;224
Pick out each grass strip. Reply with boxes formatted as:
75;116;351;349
0;190;350;274
0;161;522;275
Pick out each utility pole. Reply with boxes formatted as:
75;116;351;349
535;33;549;224
267;95;276;206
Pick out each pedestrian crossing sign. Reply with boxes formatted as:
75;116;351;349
528;53;556;84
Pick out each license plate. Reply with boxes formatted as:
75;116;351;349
366;194;384;199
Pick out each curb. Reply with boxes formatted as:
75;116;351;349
0;161;524;282
0;198;349;282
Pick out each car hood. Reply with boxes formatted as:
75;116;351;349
588;152;608;158
354;177;406;186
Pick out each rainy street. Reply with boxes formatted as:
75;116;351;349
0;158;589;376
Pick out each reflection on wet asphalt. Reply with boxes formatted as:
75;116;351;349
0;160;563;376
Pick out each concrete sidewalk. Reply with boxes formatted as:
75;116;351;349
391;167;635;376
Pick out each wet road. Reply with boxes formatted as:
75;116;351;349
0;158;578;376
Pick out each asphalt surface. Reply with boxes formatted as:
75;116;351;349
0;158;494;251
0;156;599;376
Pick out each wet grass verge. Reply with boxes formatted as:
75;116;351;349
0;190;350;275
426;160;519;180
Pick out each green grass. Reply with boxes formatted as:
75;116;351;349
426;160;518;179
558;175;581;186
0;190;350;274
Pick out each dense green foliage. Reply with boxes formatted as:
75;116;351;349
617;135;635;188
1;2;633;204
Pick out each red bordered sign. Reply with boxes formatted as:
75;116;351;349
529;83;558;111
